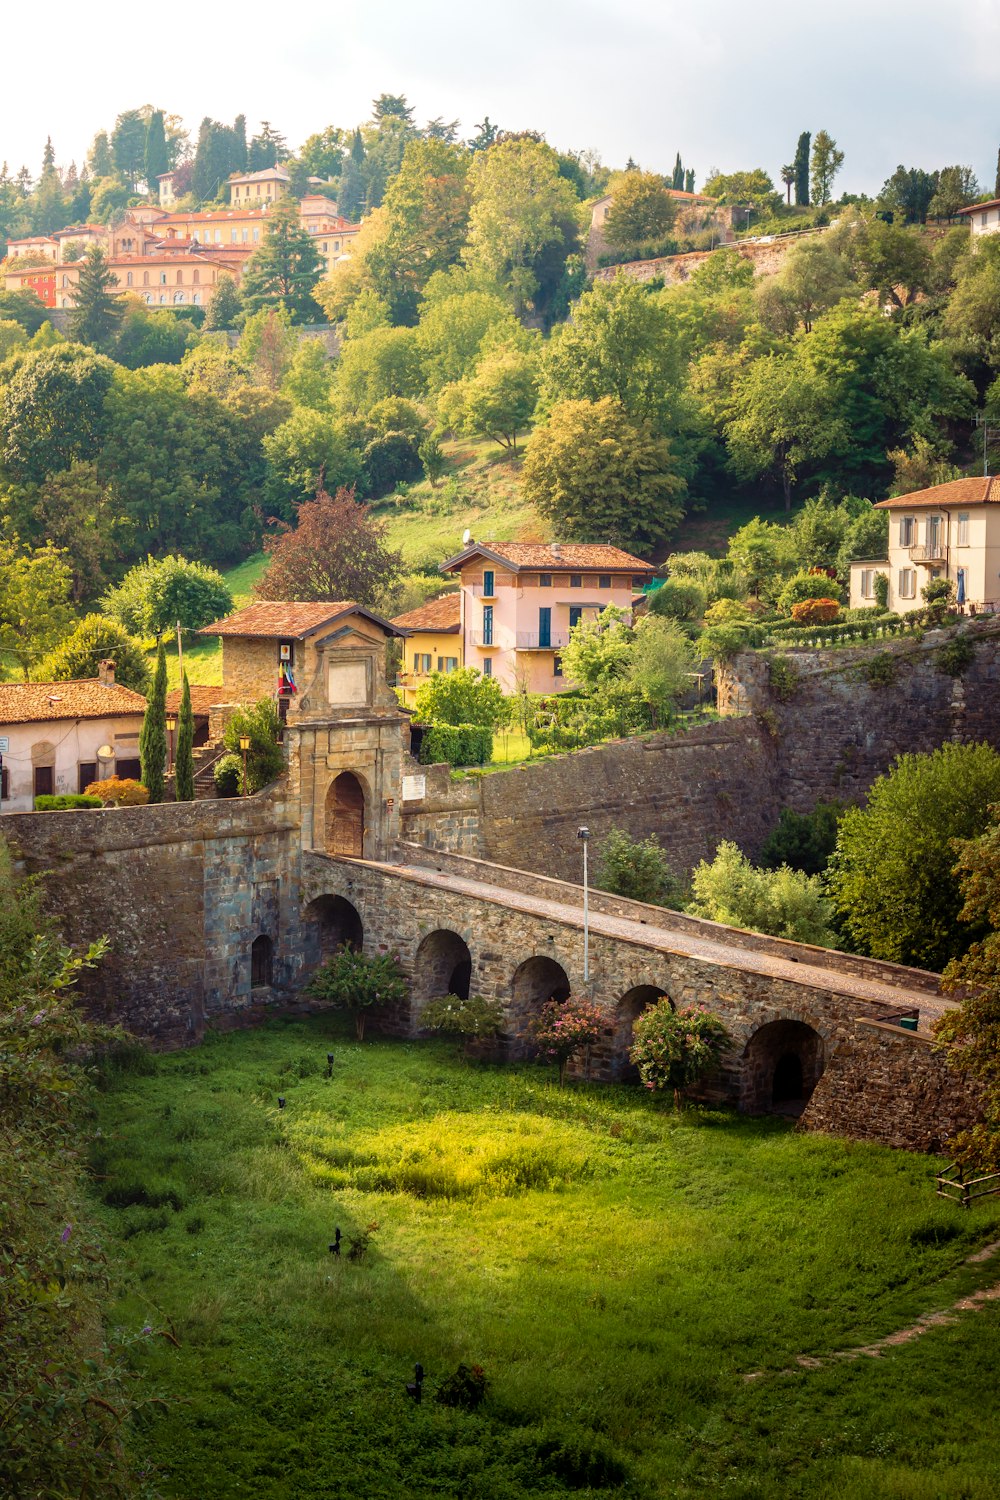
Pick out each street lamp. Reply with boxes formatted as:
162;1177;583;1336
742;204;754;235
166;716;176;772
578;826;590;984
239;735;251;796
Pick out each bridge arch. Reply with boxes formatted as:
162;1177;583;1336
302;893;364;968
611;984;672;1082
742;1018;826;1115
510;955;571;1035
325;771;367;858
413;928;473;1007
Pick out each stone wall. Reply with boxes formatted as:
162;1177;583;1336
593;234;817;288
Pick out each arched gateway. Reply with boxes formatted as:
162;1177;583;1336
742;1019;826;1115
325;772;366;858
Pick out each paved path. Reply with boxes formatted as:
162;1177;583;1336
350;857;955;1033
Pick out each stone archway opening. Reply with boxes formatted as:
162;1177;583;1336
510;955;571;1040
612;985;671;1082
742;1019;825;1116
325;772;365;858
413;929;473;1007
302;894;363;970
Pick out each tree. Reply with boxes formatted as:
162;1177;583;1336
88;130;114;178
0;289;49;335
111;108;147;188
726;518;798;597
439;343;539;456
929;165;979;220
174;671;195;802
236;307;297;390
223;698;284;792
101;554;233;637
689;841;837;945
880;165;937;224
144;109;168;195
810;130;844;206
254;484;401;608
0;318;26;362
529;996;605;1085
593;828;683;907
334;325;424;411
827;743;1000;971
139;640;168;803
760;237;857;333
2;459;116;602
522;397;686;550
702;168;778;207
832;212;932;310
724;354;841;512
604;171;676;249
38;614;151;694
759;803;842;876
793;131;811;206
241;199;323;321
464;138;580;311
203;274;242;331
630;1001;729;1108
413;666;507;728
262;408;363;516
361;138;470;322
559;604;636;698
627;615;696;725
306;947;408;1040
68;246;123;351
0;542;74;678
114;306;197;370
780;163;796;205
417;287;520;391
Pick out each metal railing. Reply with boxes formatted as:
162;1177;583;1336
515;631;570;649
908;543;948;563
468;631;497;647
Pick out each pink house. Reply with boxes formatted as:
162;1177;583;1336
440;541;656;694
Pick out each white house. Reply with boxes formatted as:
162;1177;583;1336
0;662;147;812
957;198;1000;239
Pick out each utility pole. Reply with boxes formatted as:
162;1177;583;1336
578;826;590;984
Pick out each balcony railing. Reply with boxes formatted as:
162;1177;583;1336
514;631;570;650
909;543;948;563
469;632;498;647
470;584;499;598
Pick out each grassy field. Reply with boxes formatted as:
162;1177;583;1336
93;1020;1000;1500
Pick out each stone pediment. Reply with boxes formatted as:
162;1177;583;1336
289;617;403;722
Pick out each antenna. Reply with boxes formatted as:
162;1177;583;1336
462;528;472;547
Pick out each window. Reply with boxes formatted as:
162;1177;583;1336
926;515;942;555
482;569;495;596
126;271;133;286
159;272;167;284
958;512;970;546
538;606;551;648
899;516;915;547
176;269;183;283
631;575;646;589
253;229;260;242
174;291;184;303
444;657;458;672
231;229;237;243
957;566;968;604
192;293;201;305
599;574;611;588
569;573;582;588
61;273;68;287
482;605;493;645
143;271;149;286
116;757;141;781
983;213;989;228
899;567;916;599
0;766;8;800
34;766;54;798
242;228;249;243
482;657;492;677
251;935;273;989
569;606;583;628
539;572;552;587
78;762;97;794
322;241;328;252
192;269;200;284
860;569;875;599
553;653;563;678
412;653;420;671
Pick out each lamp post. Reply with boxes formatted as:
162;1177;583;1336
578;825;590;984
239;735;250;797
166;716;176;773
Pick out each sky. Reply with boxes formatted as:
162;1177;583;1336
4;0;999;197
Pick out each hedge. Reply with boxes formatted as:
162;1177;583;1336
419;722;494;767
33;793;103;811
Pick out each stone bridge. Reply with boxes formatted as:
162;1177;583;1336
300;845;972;1151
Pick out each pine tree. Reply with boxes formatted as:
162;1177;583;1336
111;108;147;189
88;131;114;179
672;152;684;190
233;114;248;173
42;136;55;172
203;274;242;330
68;246;123;349
144;110;168;196
684;168;695;193
240;198;323;321
794;131;811;206
140;640;167;803
174;671;195;801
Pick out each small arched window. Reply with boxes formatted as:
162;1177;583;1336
192;269;200;284
251;935;273;989
126;271;133;286
143;271;149;286
192;292;201;305
174;291;185;303
176;269;183;283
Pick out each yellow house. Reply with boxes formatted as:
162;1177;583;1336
850;475;1000;613
227;167;290;205
391;593;462;706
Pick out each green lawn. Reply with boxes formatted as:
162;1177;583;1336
93;1022;1000;1499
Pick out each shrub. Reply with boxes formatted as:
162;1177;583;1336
419;722;493;767
790;597;840;624
436;1363;487;1410
593;828;684;907
413;666;507;728
630;1000;730;1107
647;578;707;625
863;651;898;687
687;840;838;945
777;569;843;614
767;654;801;701
33;793;103;811
874;572;890;610
936;635;976;677
419;993;505;1040
83;776;149;806
213;753;244;797
528;996;605;1085
222;698;284;792
305;947;408;1040
760;803;843;876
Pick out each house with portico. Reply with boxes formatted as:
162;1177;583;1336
849;475;1000;613
440;541;655;694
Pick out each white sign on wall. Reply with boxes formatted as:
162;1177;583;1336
327;662;368;704
402;774;426;802
0;737;8;753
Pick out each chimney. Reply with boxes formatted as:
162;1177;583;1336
551;543;563;559
98;659;116;687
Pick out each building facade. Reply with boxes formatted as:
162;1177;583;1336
958;198;1000;238
390;593;462;706
849;475;1000;612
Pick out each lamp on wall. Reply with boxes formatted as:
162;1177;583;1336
239;736;251;796
166;716;176;771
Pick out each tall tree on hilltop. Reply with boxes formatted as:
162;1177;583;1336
672;152;684;190
793;130;811;206
68;246;123;350
248;121;288;172
240;199;323;321
111;108;147;189
336;129;366;220
780;162;796;204
232;114;248;173
810;130;844;205
684;168;695;193
139;639;168;803
144;110;168;196
254;484;402;608
88;130;113;178
372;93;415;125
174;672;195;802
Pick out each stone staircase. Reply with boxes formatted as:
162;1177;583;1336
192;740;229;800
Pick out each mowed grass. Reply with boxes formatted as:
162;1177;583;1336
93;1020;1000;1500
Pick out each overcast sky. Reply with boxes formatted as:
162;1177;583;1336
5;0;999;196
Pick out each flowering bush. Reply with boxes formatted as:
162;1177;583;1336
419;993;505;1040
629;1001;729;1107
529;996;605;1085
305;947;408;1040
790;598;841;625
83;775;149;806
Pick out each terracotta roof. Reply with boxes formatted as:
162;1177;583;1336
391;593;461;634
875;476;1000;510
165;685;227;716
0;679;147;726
440;542;655;574
159;208;270;223
958;198;1000;216
199;600;403;639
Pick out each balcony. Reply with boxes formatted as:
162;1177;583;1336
469;632;499;647
908;543;948;564
470;584;500;598
514;631;570;650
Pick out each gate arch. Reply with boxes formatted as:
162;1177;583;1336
510;955;571;1035
325;772;366;858
742;1019;825;1115
303;894;364;969
611;985;671;1082
413;929;473;1006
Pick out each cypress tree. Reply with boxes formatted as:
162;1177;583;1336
794;131;811;206
995;145;1000;200
672;152;684;190
684;168;695;193
139;640;167;803
174;671;195;802
144;110;168;196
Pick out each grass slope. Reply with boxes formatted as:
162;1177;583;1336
94;1020;1000;1500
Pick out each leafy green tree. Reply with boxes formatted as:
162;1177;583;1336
241;199;324;321
413;666;507;728
0;541;74;678
223;698;284;793
439;342;539;456
235;306;297;390
113;306;197;369
627;615;696;724
102;554;233;637
419;433;446;486
254;484;400;608
417;288;520;391
880;164;936;224
646;577;707;626
334;325;424;411
174;671;195;801
702;168;778;208
139;640;168;803
306;947;408;1040
89;175;131;223
630;1000;729;1106
831;213;932;310
943;237;1000;373
464;138;580;311
111;108;147;187
724;355;841;512
593;828;683;907
68;246;123;350
928;165;979;219
604;171;676;249
0;289;49;335
299;125;345;181
279;338;334;411
759;803;842;876
1;345;114;483
793;131;811;206
262;408;363;516
1;459;117;602
758;237;857;333
38;614;151;694
144;109;168;195
247;121;288;172
828;743;1000;970
362;138;470;322
361;431;421;496
203;274;242;331
559;603;635;697
0;318;27;362
688;841;838;946
87;129;114;178
522;397;685;549
810;130;844;205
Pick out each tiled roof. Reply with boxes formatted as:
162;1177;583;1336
199;601;402;639
391;593;461;633
875;476;1000;510
958;198;1000;215
165;685;228;716
440;541;655;573
0;679;147;726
